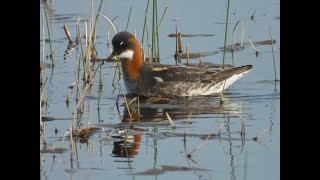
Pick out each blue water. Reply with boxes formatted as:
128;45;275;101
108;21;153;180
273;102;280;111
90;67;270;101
40;0;280;179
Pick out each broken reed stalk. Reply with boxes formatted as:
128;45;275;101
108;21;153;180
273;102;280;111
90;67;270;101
165;112;176;129
43;3;54;67
270;27;278;81
126;5;133;31
222;0;231;69
63;24;73;44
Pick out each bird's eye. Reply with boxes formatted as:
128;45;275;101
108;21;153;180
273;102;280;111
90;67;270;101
120;42;124;46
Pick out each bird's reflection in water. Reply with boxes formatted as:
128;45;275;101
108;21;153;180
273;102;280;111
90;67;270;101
112;94;246;158
112;112;143;158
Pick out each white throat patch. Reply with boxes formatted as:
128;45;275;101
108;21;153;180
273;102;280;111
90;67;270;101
117;50;134;60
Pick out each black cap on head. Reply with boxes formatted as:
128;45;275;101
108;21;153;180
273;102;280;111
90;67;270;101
104;31;136;63
111;31;135;54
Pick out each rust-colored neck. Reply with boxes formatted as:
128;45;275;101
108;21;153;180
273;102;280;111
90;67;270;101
121;37;143;80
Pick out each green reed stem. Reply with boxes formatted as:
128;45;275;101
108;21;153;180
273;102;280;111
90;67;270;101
142;0;150;45
43;4;55;67
270;27;277;81
126;5;132;31
98;63;102;110
92;0;104;45
76;25;82;103
151;0;156;62
222;0;231;69
112;58;121;86
155;0;160;62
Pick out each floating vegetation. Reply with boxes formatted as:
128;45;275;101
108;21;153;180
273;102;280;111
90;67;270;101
220;39;277;51
131;165;211;175
175;51;218;59
168;33;215;37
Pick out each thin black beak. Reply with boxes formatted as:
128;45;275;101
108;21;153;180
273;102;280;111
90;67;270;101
102;51;118;64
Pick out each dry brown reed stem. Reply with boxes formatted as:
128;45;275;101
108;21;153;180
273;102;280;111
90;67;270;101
123;94;132;119
41;14;45;80
63;24;73;44
40;130;47;145
69;124;75;160
97;13;118;34
71;60;102;136
270;27;277;81
239;116;246;137
40;77;48;128
123;94;134;170
157;5;168;31
91;0;94;39
165;112;176;129
84;19;93;83
220;80;227;104
253;128;268;140
251;10;256;21
75;18;81;45
248;36;259;52
218;121;224;137
231;21;244;52
188;128;214;156
66;89;71;104
184;112;193;139
122;94;133;162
